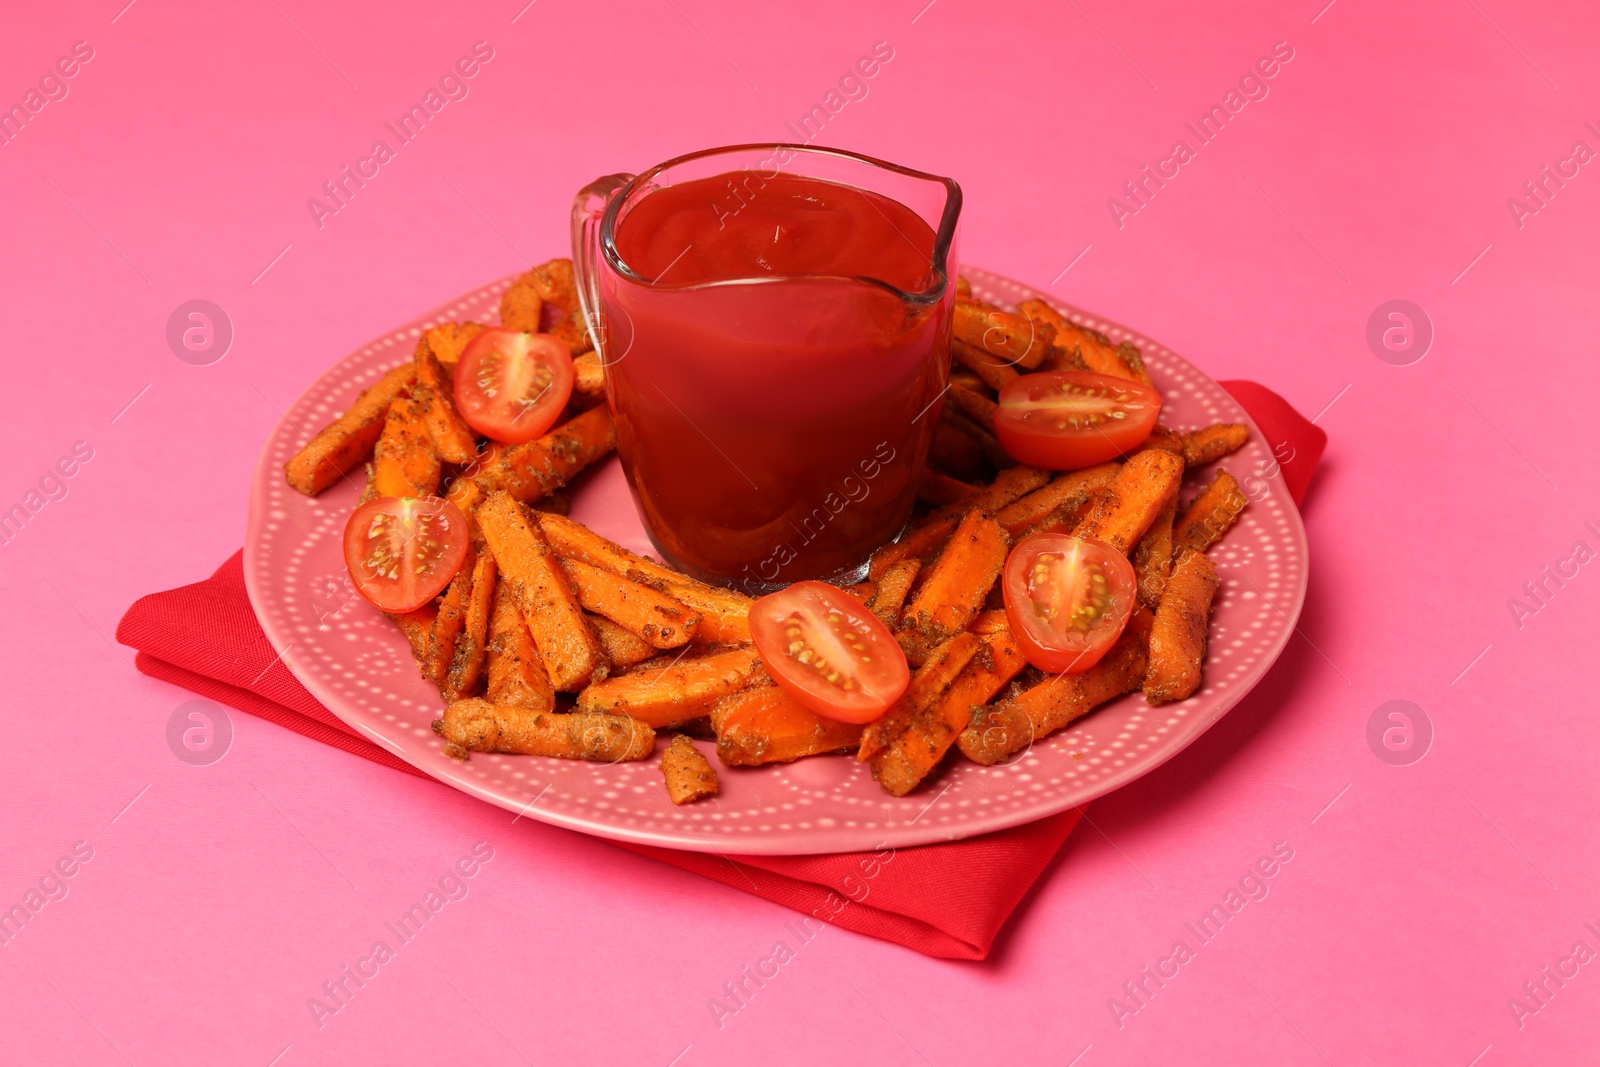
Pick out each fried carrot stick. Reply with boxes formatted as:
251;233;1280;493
952;301;1048;369
537;512;753;645
1144;550;1219;704
1179;423;1249;467
993;463;1122;537
1073;449;1184;555
526;258;580;312
285;363;415;496
1173;469;1248;552
871;627;1028;795
867;558;921;626
951;338;1021;391
443;552;497;702
436;698;654;762
370;390;441;499
472;404;616;504
414;341;480;465
1026;303;1147;385
391;602;438;664
556;556;701;648
947;382;998;433
587;613;657;668
498;274;544;333
1017;487;1110;540
661;734;719;804
1133;494;1177;609
485;583;555;713
572;351;605;396
958;608;1152;764
710;685;864;766
944;407;1012;470
868;465;1049;579
422;322;485;369
859;632;982;761
421;545;476;688
896;511;1009;664
550;315;592;356
477;492;605;690
575;648;766;729
917;468;979;508
931;417;987;482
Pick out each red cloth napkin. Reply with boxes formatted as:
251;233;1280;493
116;381;1322;960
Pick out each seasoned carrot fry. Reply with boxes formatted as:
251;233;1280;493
956;275;973;300
994;463;1121;537
917;468;979;508
443;553;497;702
947;382;997;433
477;492;605;690
944;408;1012;470
370;390;441;499
871;627;1027;795
550;314;592;356
1018;487;1110;539
931;417;986;481
897;511;1009;664
869;465;1049;579
472;404;616;504
422;547;476;688
556;556;700;648
867;558;921;626
948;370;989;394
952;302;1047;369
710;685;863;766
414;341;479;465
572;351;605;396
422;322;485;369
1178;423;1249;466
840;581;877;605
498;274;544;332
1115;341;1153;386
970;609;1009;634
951;338;1021;391
391;602;438;663
958;608;1152;764
859;632;982;760
1144;549;1219;704
485;583;555;713
661;734;719;804
1031;306;1144;384
1133;494;1177;609
537;512;753;645
1074;449;1184;554
587;613;657;668
436;698;654;762
575;648;765;728
1174;469;1248;552
285;363;414;496
526;258;580;312
1016;299;1089;373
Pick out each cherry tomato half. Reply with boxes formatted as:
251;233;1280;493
343;496;470;613
995;371;1161;469
454;328;574;445
749;581;910;724
1003;533;1137;674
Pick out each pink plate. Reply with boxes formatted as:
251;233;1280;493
244;267;1308;855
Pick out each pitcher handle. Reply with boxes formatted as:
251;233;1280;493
571;173;635;367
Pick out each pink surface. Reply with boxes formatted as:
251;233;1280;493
2;1;1596;1063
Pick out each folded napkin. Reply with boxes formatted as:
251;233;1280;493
116;380;1322;960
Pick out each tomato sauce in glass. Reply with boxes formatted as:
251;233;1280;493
600;172;953;590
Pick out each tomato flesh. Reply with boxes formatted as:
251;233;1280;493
342;496;470;613
995;371;1161;469
1003;533;1137;674
455;328;574;445
749;581;910;723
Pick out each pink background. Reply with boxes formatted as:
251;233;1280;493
3;0;1597;1063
